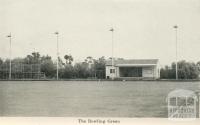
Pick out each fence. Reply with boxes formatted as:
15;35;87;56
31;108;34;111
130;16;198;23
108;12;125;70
0;63;45;80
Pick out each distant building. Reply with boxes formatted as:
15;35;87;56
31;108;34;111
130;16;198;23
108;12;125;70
105;59;160;80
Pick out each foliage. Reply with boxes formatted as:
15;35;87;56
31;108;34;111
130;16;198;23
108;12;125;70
0;58;3;65
24;52;41;64
40;55;56;78
2;52;199;80
64;54;73;65
0;52;108;79
160;60;199;79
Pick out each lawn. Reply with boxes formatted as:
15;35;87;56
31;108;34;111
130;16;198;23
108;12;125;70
0;81;199;117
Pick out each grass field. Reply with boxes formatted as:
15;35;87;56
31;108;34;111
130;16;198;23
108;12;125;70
0;81;199;117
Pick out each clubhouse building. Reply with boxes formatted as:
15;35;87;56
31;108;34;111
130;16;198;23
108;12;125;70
106;59;160;80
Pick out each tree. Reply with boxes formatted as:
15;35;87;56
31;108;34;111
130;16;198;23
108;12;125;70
40;55;56;78
197;61;200;72
85;56;94;64
61;64;74;78
0;58;4;79
0;58;3;65
24;52;41;64
64;54;73;65
94;56;106;79
58;57;65;67
12;58;24;64
163;65;175;79
74;62;89;78
84;56;96;78
32;52;40;63
160;60;199;79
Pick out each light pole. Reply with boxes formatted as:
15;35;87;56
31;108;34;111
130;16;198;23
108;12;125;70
173;25;178;80
54;31;59;80
109;28;114;80
7;33;12;80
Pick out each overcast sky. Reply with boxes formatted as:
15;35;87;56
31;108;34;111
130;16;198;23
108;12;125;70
0;0;200;66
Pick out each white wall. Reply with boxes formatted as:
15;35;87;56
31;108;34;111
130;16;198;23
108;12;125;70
106;66;118;79
142;67;154;77
142;66;159;78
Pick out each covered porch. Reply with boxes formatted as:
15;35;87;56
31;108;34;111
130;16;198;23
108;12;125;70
119;67;142;77
115;65;158;79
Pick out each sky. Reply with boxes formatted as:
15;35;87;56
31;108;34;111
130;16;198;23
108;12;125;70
0;0;200;66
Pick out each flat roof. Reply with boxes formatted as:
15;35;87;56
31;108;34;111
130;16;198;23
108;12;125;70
106;59;158;66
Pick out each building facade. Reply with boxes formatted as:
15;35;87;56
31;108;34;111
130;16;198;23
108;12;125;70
106;59;160;79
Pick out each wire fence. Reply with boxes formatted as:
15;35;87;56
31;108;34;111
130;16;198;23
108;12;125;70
0;63;45;80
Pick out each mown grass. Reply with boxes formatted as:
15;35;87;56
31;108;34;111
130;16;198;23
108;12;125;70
0;81;199;117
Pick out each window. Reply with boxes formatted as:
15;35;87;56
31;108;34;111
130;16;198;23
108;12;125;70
110;69;115;73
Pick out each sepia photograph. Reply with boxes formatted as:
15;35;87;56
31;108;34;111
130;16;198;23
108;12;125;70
0;0;200;124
